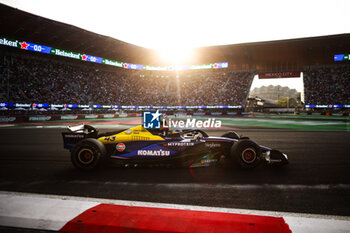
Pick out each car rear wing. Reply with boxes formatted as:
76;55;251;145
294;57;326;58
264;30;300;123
62;132;86;150
62;124;99;150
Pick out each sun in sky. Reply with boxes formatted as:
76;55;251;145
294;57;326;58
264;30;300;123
157;47;195;64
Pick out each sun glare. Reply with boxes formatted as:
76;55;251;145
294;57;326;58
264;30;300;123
157;46;195;65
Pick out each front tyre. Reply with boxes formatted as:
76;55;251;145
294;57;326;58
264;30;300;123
230;139;261;169
71;138;106;171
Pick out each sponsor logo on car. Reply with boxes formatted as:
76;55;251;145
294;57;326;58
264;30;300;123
137;149;170;157
116;143;126;152
205;143;221;148
201;159;217;164
166;142;194;146
133;130;140;134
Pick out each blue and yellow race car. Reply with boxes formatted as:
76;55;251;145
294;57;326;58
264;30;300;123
62;124;288;170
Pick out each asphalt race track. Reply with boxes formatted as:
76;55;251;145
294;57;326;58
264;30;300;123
0;126;350;216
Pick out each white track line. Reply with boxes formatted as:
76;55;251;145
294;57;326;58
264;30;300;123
0;191;98;231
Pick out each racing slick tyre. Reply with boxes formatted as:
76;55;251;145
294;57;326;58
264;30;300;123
71;138;106;171
230;139;261;169
221;131;240;140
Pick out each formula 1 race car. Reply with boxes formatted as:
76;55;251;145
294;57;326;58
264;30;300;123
62;124;288;170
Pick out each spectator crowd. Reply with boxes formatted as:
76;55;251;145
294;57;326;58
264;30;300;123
2;51;350;110
0;53;253;106
303;65;350;104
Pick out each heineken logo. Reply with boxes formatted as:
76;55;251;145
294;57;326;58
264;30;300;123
0;38;18;47
54;49;80;59
81;54;87;61
103;59;123;67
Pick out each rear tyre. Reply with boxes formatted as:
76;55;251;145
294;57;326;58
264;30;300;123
230;139;261;169
71;138;106;171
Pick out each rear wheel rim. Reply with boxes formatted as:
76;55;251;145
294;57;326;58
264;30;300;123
241;148;256;164
77;148;95;165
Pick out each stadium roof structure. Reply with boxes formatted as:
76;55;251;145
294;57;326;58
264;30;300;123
1;3;350;72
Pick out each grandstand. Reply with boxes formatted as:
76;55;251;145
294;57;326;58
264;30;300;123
304;65;350;105
0;50;253;106
0;3;350;116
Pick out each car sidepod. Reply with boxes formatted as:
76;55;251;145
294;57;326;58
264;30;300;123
106;137;233;167
187;137;235;168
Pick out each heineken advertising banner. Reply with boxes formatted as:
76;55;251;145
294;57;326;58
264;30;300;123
0;36;228;71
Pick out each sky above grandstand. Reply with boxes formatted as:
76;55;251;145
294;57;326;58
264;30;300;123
2;0;349;51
